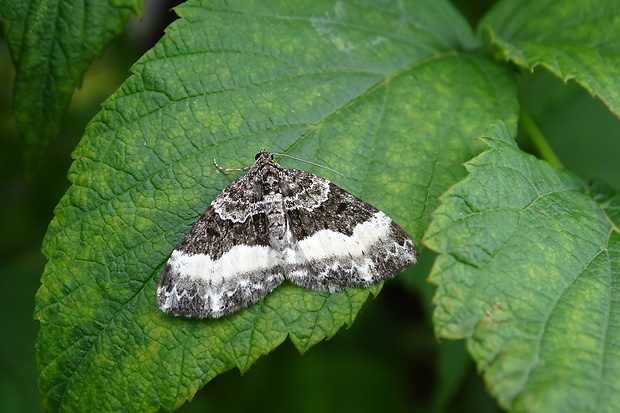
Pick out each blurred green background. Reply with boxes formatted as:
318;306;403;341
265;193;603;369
1;1;619;412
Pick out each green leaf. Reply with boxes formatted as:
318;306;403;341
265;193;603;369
35;0;518;411
424;121;620;412
479;0;620;117
0;0;143;172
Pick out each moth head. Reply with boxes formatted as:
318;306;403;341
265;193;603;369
255;149;274;165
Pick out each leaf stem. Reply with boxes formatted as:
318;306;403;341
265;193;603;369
519;109;564;169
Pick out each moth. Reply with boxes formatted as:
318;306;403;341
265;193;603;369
157;150;417;318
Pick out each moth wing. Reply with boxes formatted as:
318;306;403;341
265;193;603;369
157;173;285;318
281;171;417;292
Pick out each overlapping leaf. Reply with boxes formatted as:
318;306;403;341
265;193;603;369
34;0;519;411
425;122;620;412
480;0;620;116
0;0;142;172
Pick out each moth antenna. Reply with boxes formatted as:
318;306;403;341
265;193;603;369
272;152;346;179
213;158;253;172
